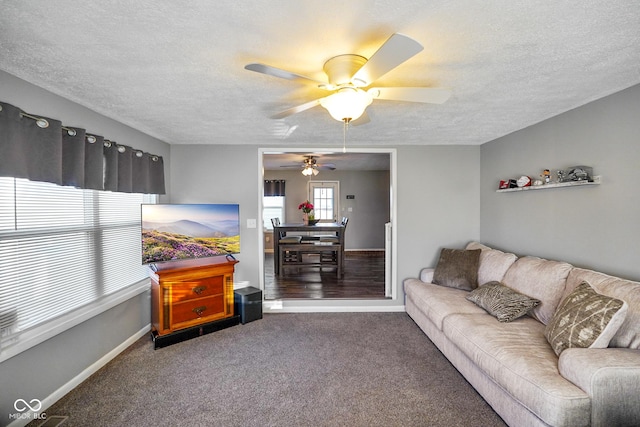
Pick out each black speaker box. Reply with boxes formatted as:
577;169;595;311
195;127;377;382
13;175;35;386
234;286;263;324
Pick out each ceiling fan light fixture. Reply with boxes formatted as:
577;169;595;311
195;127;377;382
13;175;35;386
320;87;373;122
302;165;319;176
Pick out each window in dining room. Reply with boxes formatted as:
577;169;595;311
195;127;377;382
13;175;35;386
263;195;285;229
309;181;339;221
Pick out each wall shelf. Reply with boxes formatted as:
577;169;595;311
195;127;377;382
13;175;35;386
496;176;601;193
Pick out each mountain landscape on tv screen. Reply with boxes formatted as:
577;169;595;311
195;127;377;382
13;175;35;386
142;219;240;264
144;219;239;238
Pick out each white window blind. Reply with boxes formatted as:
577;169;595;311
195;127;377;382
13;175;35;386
262;196;285;230
0;177;155;351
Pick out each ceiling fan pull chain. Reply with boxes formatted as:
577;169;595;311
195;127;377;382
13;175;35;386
342;118;351;153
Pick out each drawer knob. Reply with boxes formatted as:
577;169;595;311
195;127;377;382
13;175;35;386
192;285;207;295
192;306;207;317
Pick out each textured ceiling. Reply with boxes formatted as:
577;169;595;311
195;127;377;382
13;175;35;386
1;1;639;153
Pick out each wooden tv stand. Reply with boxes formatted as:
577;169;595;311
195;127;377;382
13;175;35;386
150;259;239;347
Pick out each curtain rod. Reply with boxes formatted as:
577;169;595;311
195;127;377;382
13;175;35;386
20;112;80;138
6;106;160;161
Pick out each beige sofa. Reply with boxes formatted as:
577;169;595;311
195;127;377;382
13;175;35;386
403;242;640;427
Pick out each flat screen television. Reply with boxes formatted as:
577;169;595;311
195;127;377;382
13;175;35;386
141;204;240;265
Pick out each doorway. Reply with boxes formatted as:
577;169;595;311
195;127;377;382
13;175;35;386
258;148;397;305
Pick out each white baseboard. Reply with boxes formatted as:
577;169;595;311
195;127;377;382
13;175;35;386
8;324;151;427
262;301;405;313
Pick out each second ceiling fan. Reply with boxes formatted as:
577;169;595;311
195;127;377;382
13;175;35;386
245;33;451;124
280;155;336;176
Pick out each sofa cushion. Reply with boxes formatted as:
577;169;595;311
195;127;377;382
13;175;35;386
564;268;640;349
433;248;481;291
466;281;540;322
545;281;628;356
403;279;487;330
502;256;573;325
443;313;590;426
466;242;518;285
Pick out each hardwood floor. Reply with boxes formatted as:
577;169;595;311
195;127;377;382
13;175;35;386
264;251;387;300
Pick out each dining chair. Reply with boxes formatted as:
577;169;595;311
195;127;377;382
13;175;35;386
319;217;348;244
319;217;348;264
271;218;302;263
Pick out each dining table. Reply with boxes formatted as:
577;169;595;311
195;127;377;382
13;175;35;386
272;222;345;276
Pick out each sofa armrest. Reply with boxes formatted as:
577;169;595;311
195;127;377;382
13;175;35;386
558;348;640;427
419;268;435;283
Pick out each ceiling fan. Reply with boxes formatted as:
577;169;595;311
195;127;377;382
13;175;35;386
245;33;451;124
280;156;336;176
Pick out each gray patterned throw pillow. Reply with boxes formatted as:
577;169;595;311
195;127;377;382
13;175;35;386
544;281;628;356
466;281;540;322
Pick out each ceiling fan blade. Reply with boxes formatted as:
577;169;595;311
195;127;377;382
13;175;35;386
245;63;327;86
368;87;452;104
350;33;424;87
350;111;371;126
270;98;323;119
317;163;337;170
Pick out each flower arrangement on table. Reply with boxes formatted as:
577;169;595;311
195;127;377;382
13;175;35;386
298;200;317;224
298;200;314;214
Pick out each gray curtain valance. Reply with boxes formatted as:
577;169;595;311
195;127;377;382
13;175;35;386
264;180;286;196
0;101;165;194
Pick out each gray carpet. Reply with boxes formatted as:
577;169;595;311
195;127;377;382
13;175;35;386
35;313;507;427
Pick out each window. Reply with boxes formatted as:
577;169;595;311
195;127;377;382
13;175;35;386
262;196;285;230
308;181;339;221
0;178;155;355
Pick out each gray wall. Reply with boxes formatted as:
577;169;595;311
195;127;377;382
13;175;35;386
168;145;262;288
398;146;481;277
0;70;170;424
480;84;640;281
264;169;391;250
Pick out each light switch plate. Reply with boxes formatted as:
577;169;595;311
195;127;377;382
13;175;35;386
247;218;257;228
